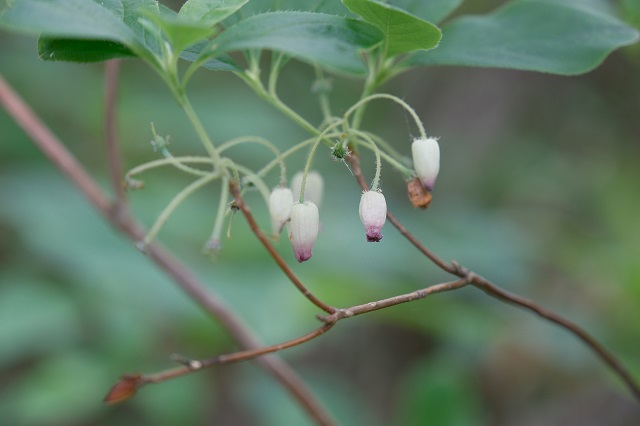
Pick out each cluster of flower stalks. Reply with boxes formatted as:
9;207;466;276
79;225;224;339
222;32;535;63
270;137;440;263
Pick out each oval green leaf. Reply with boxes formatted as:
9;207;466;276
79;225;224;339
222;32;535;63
407;1;640;75
0;0;136;43
389;0;463;24
179;0;248;27
341;0;442;58
0;0;160;63
212;11;383;75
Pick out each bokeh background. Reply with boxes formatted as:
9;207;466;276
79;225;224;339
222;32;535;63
1;1;639;425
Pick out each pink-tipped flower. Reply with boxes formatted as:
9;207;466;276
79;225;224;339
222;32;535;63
411;137;440;191
359;190;387;242
291;171;324;208
287;201;319;262
268;187;293;235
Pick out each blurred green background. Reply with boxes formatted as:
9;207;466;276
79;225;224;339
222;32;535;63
1;2;640;425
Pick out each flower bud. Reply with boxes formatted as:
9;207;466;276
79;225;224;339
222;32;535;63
104;374;143;405
288;201;319;262
291;170;324;208
411;137;440;191
268;187;293;234
359;190;387;242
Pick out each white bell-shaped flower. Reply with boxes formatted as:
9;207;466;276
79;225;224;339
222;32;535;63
268;187;293;235
291;170;324;208
411;137;440;191
359;190;387;242
287;201;319;262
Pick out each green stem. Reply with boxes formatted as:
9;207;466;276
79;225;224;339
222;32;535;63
350;130;414;179
142;174;218;247
363;131;410;167
178;95;224;168
233;163;272;206
256;136;319;179
314;66;333;121
268;52;286;96
345;93;426;139
236;71;320;137
160;148;215;177
351;131;382;191
299;121;344;203
206;176;230;252
219;136;286;185
126;156;214;179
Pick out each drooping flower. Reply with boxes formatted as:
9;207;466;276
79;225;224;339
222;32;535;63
411;137;440;191
359;190;387;242
288;201;319;262
291;170;324;208
268;187;293;235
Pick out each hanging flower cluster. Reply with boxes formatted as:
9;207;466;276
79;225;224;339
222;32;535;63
265;133;440;262
130;94;440;265
268;170;324;263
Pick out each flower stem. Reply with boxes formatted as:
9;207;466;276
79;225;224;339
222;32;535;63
142;174;217;247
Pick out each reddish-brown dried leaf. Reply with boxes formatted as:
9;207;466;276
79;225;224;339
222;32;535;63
407;178;432;209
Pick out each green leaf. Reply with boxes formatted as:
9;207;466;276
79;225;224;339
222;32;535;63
179;0;248;27
37;38;136;62
140;6;215;54
341;0;441;57
181;43;241;71
231;0;350;18
212;11;383;74
0;0;137;43
390;0;463;24
407;0;640;75
0;0;161;63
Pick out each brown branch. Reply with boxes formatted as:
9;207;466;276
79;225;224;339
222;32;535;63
0;73;337;426
319;277;469;322
106;277;466;395
0;74;111;213
470;275;640;402
348;152;640;403
229;182;337;314
142;323;335;385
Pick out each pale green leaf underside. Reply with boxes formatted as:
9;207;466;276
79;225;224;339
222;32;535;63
213;12;383;74
0;0;136;44
342;0;441;57
390;0;463;24
408;1;640;75
179;0;248;27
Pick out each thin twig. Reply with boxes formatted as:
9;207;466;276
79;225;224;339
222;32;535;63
0;74;111;213
229;181;337;314
142;323;335;385
348;152;640;403
470;275;640;401
0;73;337;426
319;277;469;322
111;278;466;388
